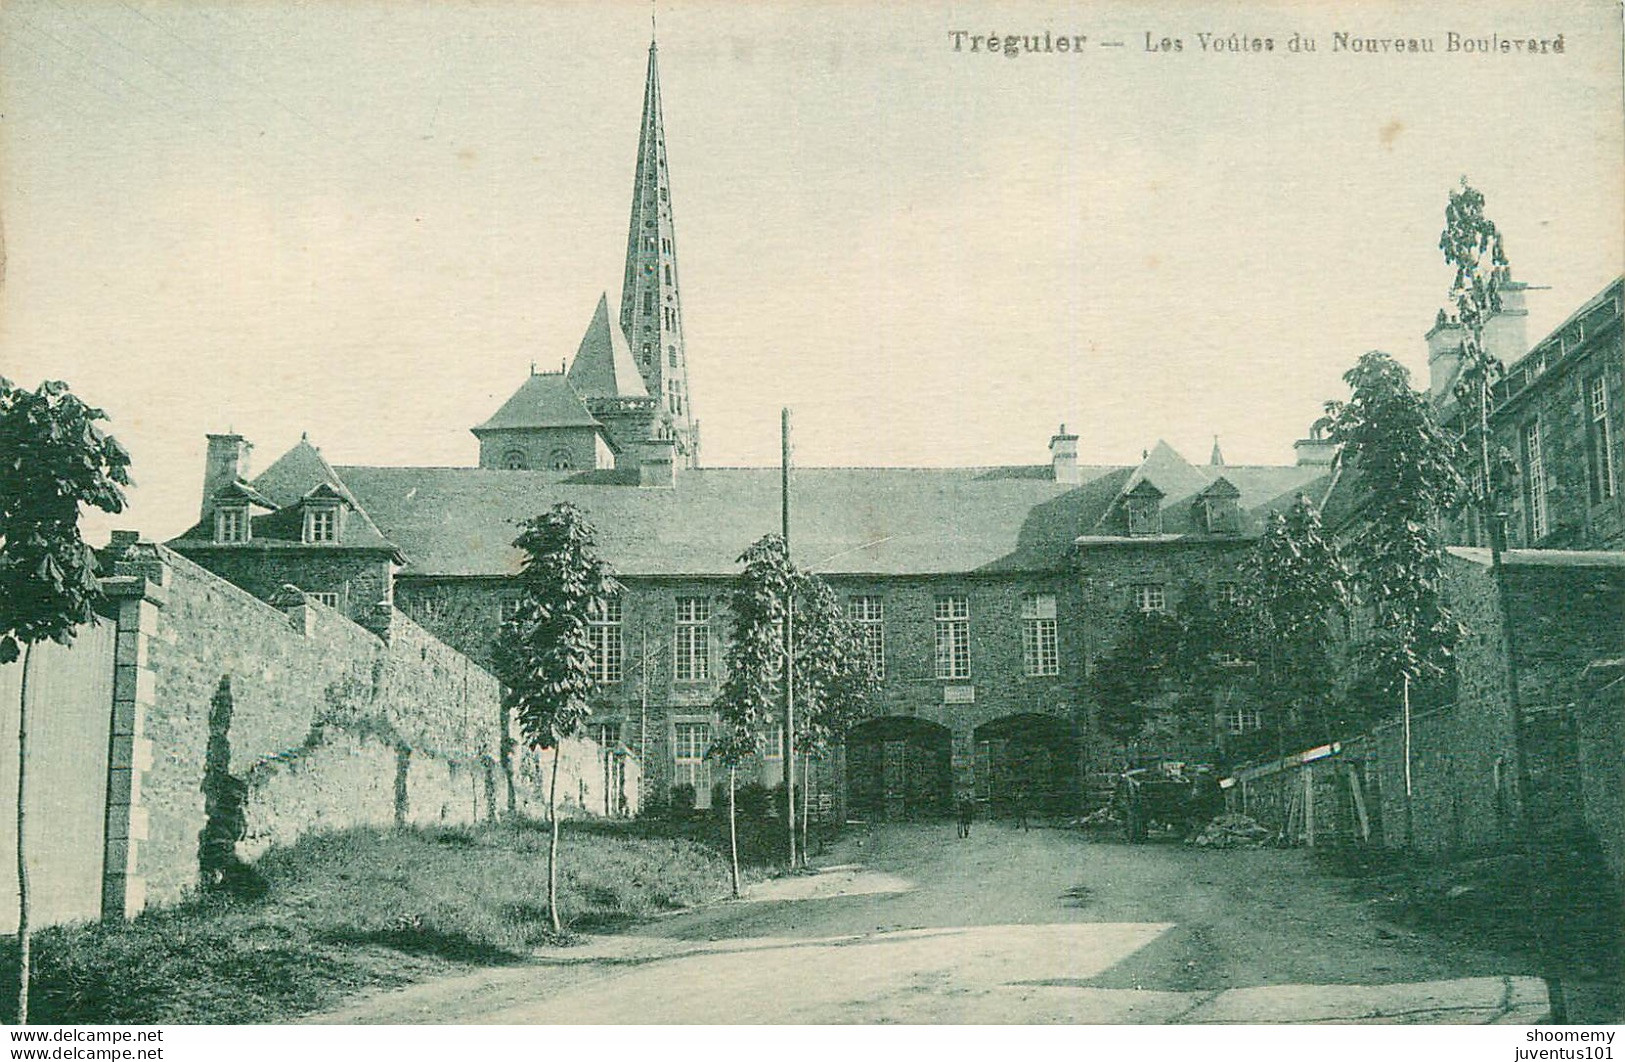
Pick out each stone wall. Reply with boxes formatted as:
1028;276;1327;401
172;545;395;637
104;544;606;915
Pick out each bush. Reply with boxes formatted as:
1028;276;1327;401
669;783;696;815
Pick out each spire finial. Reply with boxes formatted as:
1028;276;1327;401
650;1;657;44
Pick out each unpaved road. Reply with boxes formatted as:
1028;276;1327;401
314;823;1545;1024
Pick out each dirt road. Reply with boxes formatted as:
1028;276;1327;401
313;823;1546;1024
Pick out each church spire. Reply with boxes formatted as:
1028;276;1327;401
619;34;699;466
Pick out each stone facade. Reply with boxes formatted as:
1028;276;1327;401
475;425;612;474
1434;278;1624;551
168;546;396;637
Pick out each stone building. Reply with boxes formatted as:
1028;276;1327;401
1428;276;1624;551
169;35;1333;817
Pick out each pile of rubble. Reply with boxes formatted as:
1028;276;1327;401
1189;813;1277;849
1069;805;1121;829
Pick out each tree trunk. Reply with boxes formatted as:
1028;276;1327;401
547;743;562;936
15;642;34;1024
1402;673;1414;850
728;766;740;899
799;751;811;867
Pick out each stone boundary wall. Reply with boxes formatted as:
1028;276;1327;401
101;543;615;917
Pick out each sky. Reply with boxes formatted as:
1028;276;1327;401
2;0;1621;544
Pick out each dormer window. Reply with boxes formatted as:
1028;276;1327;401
1122;480;1165;536
1202;497;1239;533
1126;496;1161;535
503;450;529;470
214;506;249;543
304;507;338;544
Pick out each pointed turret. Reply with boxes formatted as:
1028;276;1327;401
619;35;699;466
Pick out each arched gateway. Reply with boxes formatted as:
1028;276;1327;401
844;717;952;821
972;713;1080;818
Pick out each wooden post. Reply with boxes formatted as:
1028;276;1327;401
1303;767;1316;848
782;407;797;869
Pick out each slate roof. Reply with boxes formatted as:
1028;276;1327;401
472;372;602;432
170;438;402;556
334;464;1130;578
567;294;649;400
1081;440;1326;541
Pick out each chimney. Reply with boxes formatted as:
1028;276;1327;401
1293;425;1336;467
639;436;677;488
201;433;252;523
1483;275;1530;367
1426;309;1465;404
1049;424;1079;485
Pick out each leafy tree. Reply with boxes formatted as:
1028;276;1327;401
786;572;874;864
0;378;131;1024
491;503;618;936
1090;577;1261;764
1088;605;1194;757
1324;351;1465;843
1238;494;1350;747
1440;180;1511;545
714;534;795;867
714;535;874;868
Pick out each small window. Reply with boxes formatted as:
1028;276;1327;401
663;264;672;284
1131;584;1166;613
549;449;573;471
500;597;526;624
214;507;248;544
667;345;678;368
1224;704;1262;734
303;507;337;544
661;238;671;254
502;450;528;470
643;291;653;313
644;236;656;251
1126;497;1162;535
310;591;340;609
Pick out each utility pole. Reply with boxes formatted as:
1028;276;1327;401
782;407;797;869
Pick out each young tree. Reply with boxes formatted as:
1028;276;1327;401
713;535;794;882
1238;494;1350;749
1324;350;1466;842
787;572;874;864
1440;179;1511;549
705;725;758;899
0;379;132;1024
491;503;618;936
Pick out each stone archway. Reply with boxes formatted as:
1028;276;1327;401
972;713;1079;819
845;717;952;821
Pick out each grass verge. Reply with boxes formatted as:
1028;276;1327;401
2;816;767;1025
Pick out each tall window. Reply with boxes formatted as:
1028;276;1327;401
1021;593;1059;676
934;595;970;679
1590;375;1617;501
674;597;710;681
1523;420;1548;542
1132;583;1166;613
588;596;624;684
214;507;247;543
672;721;712;798
667;379;683;416
303;507;337;544
850;596;885;679
762;724;785;761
